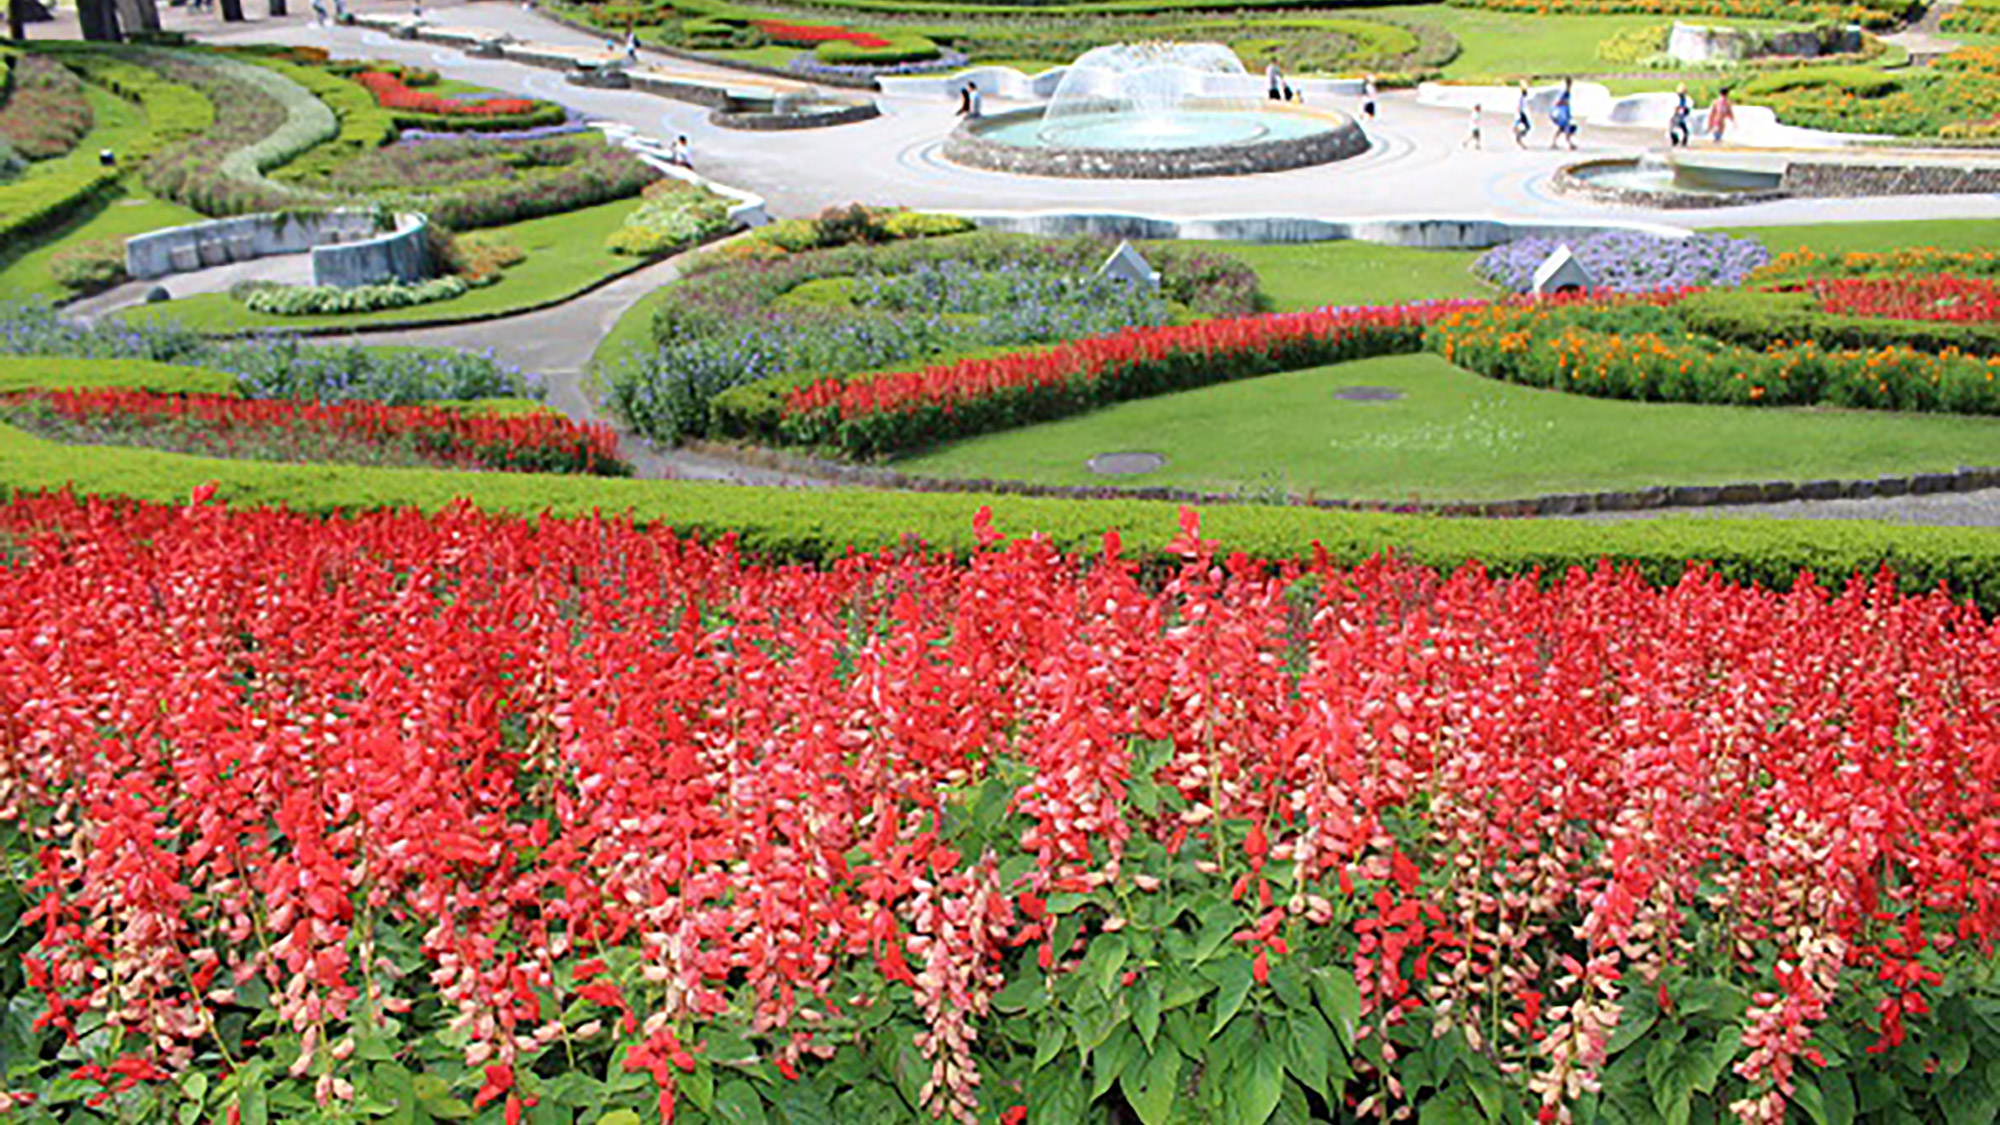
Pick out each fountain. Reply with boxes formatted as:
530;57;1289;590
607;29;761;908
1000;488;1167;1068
943;42;1368;179
1558;152;1787;208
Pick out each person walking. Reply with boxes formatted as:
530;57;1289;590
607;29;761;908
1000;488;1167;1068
310;0;327;23
1512;80;1532;148
1667;82;1693;147
624;28;640;64
1360;74;1378;121
668;134;692;168
956;81;983;121
1267;61;1284;102
1463;103;1483;150
1549;77;1578;150
1706;87;1735;144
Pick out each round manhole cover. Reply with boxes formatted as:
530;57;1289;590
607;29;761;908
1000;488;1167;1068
1333;385;1404;402
1088;451;1166;476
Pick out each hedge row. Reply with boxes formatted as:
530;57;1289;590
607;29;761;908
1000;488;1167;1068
263;59;398;184
10;405;2000;607
1681;289;2000;356
0;356;238;396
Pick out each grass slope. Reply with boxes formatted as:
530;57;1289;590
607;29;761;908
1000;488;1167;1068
115;197;650;333
893;353;2000;501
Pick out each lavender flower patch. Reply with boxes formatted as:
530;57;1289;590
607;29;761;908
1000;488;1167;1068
0;301;534;405
398;120;590;144
1475;231;1770;294
789;49;969;79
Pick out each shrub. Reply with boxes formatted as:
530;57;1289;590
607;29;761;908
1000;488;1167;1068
880;210;976;240
1678;287;2000;356
241;275;470;316
0;164;120;248
1733;62;2000;136
2;495;1999;1123
604;186;731;256
816;201;888;246
264;60;399;185
415;143;657;230
0;55;93;160
438;231;527;283
752;18;891;49
812;31;943;66
47;237;129;294
139;50;332;216
1597;23;1670;66
3;387;628;474
1444;0;1915;30
0;139;24;182
353;70;543;119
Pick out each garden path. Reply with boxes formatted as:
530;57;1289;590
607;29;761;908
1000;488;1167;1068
69;253;318;322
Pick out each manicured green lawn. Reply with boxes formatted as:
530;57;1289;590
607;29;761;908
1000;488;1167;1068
0;188;201;301
117;197;650;333
1726;219;2000;257
1349;4;1786;78
1192;240;1495;312
894;353;2000;501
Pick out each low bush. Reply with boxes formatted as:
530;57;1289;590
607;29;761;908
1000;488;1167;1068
1678;287;2000;356
263;60;399;184
881;209;976;240
0;139;24;182
812;31;944;65
0;164;120;247
61;51;214;146
0;55;93;160
353;70;544;119
604;184;731;255
434;230;526;283
138;50;328;215
1754;243;2000;283
3;387;628;474
1431;299;2000;414
241;275;470;316
0;355;238;396
1596;23;1670;66
416;143;657;230
46;236;128;294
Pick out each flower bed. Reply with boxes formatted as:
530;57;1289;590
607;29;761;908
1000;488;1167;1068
1808;275;2000;323
753;18;891;49
1754;245;2000;283
0;300;535;404
1429;299;2000;412
604;182;732;256
1443;0;1915;30
0;55;93;161
1;495;1995;1124
1475;231;1770;294
354;70;541;118
780;302;1468;457
138;51;334;216
0;388;627;474
1732;57;2000;138
613;231;1258;444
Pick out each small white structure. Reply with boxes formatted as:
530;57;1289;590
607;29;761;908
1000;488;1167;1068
1531;244;1593;297
1097;240;1161;289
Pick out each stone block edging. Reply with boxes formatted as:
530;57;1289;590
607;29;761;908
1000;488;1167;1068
943;108;1369;180
951;208;1692;250
682;440;2000;518
709;101;881;131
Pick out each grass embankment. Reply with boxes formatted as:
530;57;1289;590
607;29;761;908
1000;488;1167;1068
114;197;650;333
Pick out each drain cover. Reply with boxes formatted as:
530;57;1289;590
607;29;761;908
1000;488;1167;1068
1333;386;1404;402
1088;451;1167;476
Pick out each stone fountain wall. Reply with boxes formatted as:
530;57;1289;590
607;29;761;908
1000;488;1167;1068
944;107;1368;179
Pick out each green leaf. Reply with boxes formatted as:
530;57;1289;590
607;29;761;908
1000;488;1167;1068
1087;934;1131;998
1226;1040;1286;1125
1605;1007;1658;1059
1046;892;1090;915
713;1079;770;1125
1939;1031;1973;1079
1312;968;1361;1050
1028;1067;1085;1125
1419;1087;1485;1125
1191;910;1236;965
767;1079;837;1125
369;1062;417;1125
1644;1040;1694;1125
595;1114;642;1125
1122;1046;1182;1125
1033;1021;1067;1070
992;972;1044;1015
235;1063;269;1125
1695;1027;1739;1095
1132;978;1162;1053
1093;1028;1141;1100
1939;1071;1995;1125
682;1063;715;1114
1283;1008;1334;1096
1210;956;1255;1040
1160;968;1213;1013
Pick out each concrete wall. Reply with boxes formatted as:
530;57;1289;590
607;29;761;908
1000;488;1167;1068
311;212;431;288
882;65;1365;102
127;210;431;288
955;210;1691;249
945;106;1367;180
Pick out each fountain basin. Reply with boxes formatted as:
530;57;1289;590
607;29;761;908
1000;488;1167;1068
945;103;1368;179
1557;155;1788;209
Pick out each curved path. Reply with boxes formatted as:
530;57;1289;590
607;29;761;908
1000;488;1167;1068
159;1;2000;520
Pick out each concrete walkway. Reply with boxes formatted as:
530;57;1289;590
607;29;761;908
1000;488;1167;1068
70;253;316;322
195;0;2000;230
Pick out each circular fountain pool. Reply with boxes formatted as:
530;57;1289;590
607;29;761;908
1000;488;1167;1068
1557;155;1788;208
943;43;1368;179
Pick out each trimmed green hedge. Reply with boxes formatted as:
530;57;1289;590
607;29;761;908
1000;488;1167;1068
387;102;570;134
0;356;238;395
1682;289;2000;357
264;60;398;184
9;411;2000;607
813;33;942;65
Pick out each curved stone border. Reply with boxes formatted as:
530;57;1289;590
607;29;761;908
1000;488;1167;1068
942;107;1369;180
1553;158;1790;210
950;208;1692;250
126;209;431;289
709;101;881;131
682;439;2000;519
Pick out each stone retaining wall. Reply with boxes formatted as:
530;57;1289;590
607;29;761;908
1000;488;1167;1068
1552;159;1790;210
957;210;1690;250
1781;162;2000;197
943;107;1368;180
127;210;429;288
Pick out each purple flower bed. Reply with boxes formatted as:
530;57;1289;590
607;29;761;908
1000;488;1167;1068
1475;231;1770;294
399;121;590;143
789;48;969;79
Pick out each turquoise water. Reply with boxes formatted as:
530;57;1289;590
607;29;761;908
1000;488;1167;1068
1575;158;1783;196
978;110;1336;151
